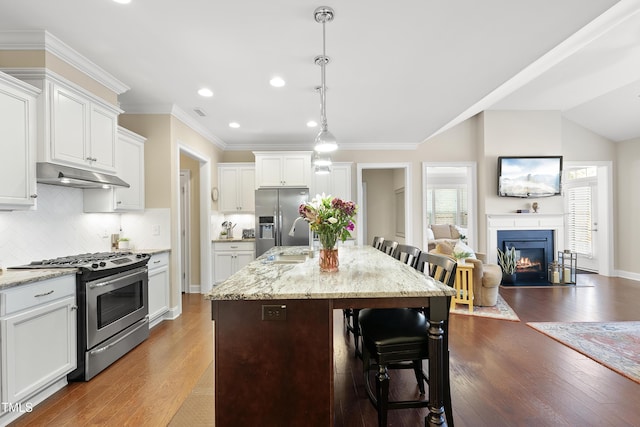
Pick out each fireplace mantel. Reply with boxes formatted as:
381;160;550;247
486;214;564;265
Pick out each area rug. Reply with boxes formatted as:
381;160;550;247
451;293;520;321
168;363;214;426
527;321;640;384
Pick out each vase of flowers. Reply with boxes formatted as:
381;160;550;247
299;194;357;272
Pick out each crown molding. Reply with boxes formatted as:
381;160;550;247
0;30;130;95
119;103;227;150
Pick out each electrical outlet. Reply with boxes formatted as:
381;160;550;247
262;305;287;321
152;225;160;236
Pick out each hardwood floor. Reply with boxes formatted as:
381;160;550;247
10;274;640;426
9;294;212;427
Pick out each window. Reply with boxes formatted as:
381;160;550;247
426;187;468;226
565;167;596;257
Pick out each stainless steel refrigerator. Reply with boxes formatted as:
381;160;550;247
255;188;310;257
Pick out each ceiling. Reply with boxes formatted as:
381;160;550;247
1;0;639;150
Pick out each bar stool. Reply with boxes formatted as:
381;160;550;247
359;253;457;427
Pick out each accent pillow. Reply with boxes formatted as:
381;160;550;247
449;225;461;239
453;240;476;260
435;241;454;256
430;224;452;239
426;228;435;240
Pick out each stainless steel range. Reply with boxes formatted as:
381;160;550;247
13;251;151;381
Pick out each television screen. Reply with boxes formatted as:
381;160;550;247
498;156;562;198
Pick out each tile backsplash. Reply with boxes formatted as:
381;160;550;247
0;184;170;268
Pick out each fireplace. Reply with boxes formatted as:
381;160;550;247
497;230;554;283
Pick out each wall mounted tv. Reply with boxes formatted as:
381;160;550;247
498;156;562;198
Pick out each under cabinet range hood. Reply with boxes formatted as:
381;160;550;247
36;162;130;189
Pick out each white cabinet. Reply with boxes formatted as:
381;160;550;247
0;72;39;210
212;241;255;284
253;151;311;188
11;73;121;174
83;127;146;212
148;252;170;328
0;275;76;408
310;162;353;200
218;163;255;212
49;81;119;173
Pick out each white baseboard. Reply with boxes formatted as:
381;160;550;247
614;269;640;282
188;284;201;294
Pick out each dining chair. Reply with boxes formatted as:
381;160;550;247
379;240;398;257
372;235;385;250
358;252;457;427
393;244;421;269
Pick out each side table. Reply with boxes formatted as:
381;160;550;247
451;262;474;312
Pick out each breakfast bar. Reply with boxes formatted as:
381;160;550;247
206;245;456;426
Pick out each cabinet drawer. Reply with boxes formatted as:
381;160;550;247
1;275;76;316
213;241;255;252
148;252;170;270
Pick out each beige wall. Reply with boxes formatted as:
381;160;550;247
615;137;640;275
362;169;396;245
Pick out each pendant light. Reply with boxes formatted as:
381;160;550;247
313;6;337;156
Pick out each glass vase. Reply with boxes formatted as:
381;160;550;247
319;247;339;272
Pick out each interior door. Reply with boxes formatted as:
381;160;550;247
564;168;598;272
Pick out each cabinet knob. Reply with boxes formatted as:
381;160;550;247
117;201;122;204
30;194;38;199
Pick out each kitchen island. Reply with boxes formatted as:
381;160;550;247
206;245;456;426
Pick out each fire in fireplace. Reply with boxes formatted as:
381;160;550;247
497;230;554;283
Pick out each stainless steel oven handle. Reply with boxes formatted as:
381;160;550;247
88;268;147;289
89;315;149;355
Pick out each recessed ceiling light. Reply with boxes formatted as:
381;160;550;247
113;0;131;4
229;122;240;128
270;77;286;88
307;120;318;127
198;88;214;97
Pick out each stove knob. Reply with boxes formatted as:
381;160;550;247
91;263;99;269
100;261;107;267
136;254;142;259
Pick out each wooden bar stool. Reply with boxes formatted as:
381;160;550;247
451;261;474;312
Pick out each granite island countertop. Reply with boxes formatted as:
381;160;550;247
205;245;455;301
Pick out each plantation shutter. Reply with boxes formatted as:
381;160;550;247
433;188;457;224
566;186;592;256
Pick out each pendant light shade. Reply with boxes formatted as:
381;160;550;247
313;151;333;167
314;165;331;175
314;128;337;153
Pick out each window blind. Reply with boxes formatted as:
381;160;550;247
566;186;592;256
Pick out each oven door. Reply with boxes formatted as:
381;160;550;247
86;267;148;349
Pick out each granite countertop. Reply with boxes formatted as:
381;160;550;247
206;245;455;301
0;269;77;291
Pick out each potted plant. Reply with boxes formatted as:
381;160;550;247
497;246;517;284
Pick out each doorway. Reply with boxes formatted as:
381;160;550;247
422;163;477;251
179;170;191;293
563;162;613;274
356;163;412;246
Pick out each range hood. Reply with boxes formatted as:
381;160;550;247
37;162;130;189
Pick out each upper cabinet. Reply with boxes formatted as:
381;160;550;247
310;162;353;201
0;72;40;210
254;151;311;188
15;73;122;174
218;163;255;213
84;127;146;212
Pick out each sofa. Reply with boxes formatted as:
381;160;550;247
430;241;502;307
427;224;464;251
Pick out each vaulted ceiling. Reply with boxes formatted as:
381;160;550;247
1;0;639;150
